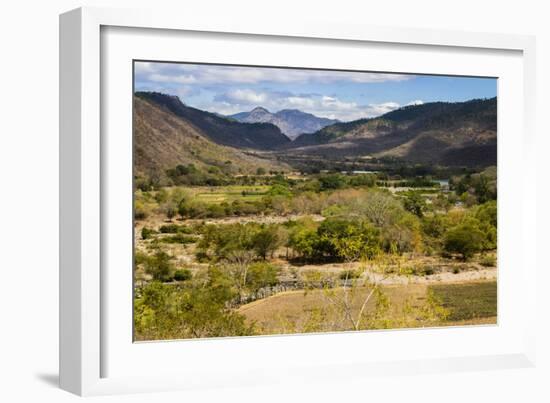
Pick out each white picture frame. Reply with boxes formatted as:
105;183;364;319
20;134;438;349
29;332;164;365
60;6;537;396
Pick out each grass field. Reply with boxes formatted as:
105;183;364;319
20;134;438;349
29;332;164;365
192;185;270;204
238;281;497;335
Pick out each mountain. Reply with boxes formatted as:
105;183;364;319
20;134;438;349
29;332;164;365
133;96;287;179
286;98;497;167
135;92;291;150
230;107;339;140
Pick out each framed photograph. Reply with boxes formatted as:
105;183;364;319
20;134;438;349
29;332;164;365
60;7;537;396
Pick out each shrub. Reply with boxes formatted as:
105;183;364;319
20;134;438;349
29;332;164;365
246;262;280;293
339;270;361;280
141;227;157;240
160;234;197;244
134;200;148;220
479;254;496;267
165;206;176;221
159;224;192;234
173;268;192;282
420;266;435;276
206;204;226;218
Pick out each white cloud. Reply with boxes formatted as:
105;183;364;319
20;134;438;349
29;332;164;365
135;62;414;85
406;99;424;106
133;62;424;121
221;89;268;104
363;101;400;117
148;73;198;84
208;89;413;121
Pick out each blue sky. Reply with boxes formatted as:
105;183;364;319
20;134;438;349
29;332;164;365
134;61;497;122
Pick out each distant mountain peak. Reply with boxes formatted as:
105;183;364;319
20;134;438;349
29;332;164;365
251;106;270;113
230;107;339;140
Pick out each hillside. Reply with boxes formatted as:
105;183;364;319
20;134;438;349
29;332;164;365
133;96;287;179
135;92;291;150
286;98;497;167
231;107;338;140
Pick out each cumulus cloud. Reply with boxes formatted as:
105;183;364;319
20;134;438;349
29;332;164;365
215;89;268;104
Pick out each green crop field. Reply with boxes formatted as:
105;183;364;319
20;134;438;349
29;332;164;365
428;281;497;321
194;185;270;204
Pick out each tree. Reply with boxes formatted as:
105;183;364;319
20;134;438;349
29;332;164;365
177;199;190;220
288;224;320;260
403;192;427;217
319;174;345;190
267;183;292;197
252;225;282;260
256;167;266;175
318;219;381;261
134;275;255;340
355;191;401;227
144;250;175;281
444;221;485;260
246;262;280;293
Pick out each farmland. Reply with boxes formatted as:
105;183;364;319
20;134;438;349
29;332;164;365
133;168;497;341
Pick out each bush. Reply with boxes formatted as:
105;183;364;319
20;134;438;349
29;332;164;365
141;227;157;240
159;224;192;234
246;262;280;293
422;267;435;276
173;268;192;282
134;200;149;220
339;270;361;280
206;204;226;218
479;254;496;267
160;234;198;244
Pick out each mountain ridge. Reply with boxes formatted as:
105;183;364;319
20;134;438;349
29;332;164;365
285;97;497;167
230;107;339;140
135;92;291;150
133;95;288;181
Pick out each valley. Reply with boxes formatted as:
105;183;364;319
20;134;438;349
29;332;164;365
132;90;498;341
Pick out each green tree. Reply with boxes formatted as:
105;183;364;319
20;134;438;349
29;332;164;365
144;250;175;281
403;192;427;217
319;174;345;190
252;225;282;260
177;199;190;219
246;262;280;293
444;221;485;260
